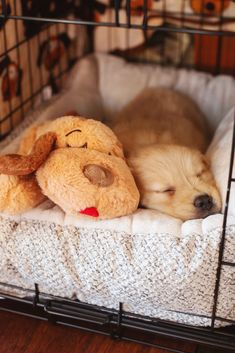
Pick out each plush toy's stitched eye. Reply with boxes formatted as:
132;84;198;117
65;129;82;137
108;152;112;155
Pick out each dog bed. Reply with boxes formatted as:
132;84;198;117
0;54;234;327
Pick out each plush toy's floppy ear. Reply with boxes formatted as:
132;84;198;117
83;164;114;187
0;132;56;176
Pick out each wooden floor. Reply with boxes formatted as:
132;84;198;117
0;311;225;353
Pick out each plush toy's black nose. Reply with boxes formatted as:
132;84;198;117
194;194;213;211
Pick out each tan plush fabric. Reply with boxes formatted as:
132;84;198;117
0;131;56;214
0;174;45;214
0;115;139;218
19;116;124;158
37;148;139;219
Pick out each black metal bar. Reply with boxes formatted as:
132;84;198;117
211;110;235;329
215;316;235;325
143;0;148;30
0;87;48;126
117;302;123;327
2;6;235;21
1;12;13;133
0;14;234;37
110;302;123;339
43;300;111;325
160;0;167;65
198;0;205;72
50;319;191;353
45;25;58;93
1;281;235;328
0;24;51;59
122;7;235;21
0;282;234;329
167;309;218;321
114;0;120;27
36;28;45;103
33;283;39;307
0;66;70;138
0;292;234;351
0;38;30;59
222;261;235;267
26;34;34;108
0;282;35;293
13;0;24;121
63;23;72;75
214;0;225;75
1;0;7;17
110;3;234;21
55;23;63;87
126;0;131;28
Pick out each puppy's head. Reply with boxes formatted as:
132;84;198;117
129;144;221;221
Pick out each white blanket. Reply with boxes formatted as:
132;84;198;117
0;54;234;327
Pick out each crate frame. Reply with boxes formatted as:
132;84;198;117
0;1;235;352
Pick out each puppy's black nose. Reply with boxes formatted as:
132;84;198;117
194;194;213;211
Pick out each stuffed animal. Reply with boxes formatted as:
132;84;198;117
0;133;54;214
0;116;140;219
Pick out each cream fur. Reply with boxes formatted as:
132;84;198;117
112;88;221;221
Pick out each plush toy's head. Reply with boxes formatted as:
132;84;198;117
0;116;139;219
22;116;124;158
36;148;139;219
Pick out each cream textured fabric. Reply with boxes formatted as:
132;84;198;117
0;210;235;327
207;107;235;215
0;54;234;327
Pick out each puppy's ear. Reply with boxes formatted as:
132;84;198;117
202;155;210;169
0;132;56;176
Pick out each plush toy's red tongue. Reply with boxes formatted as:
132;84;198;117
79;207;99;217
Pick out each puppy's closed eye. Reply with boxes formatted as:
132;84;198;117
155;187;176;195
163;187;175;196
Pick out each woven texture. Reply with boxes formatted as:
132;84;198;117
0;214;234;327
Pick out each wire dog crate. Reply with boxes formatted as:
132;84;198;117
0;1;235;352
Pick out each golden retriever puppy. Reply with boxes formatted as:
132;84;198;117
112;88;221;220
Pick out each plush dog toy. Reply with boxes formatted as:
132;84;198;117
0;116;139;219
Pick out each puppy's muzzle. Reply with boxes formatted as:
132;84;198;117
194;194;213;211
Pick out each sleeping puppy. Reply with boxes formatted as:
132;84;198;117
112;88;221;221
